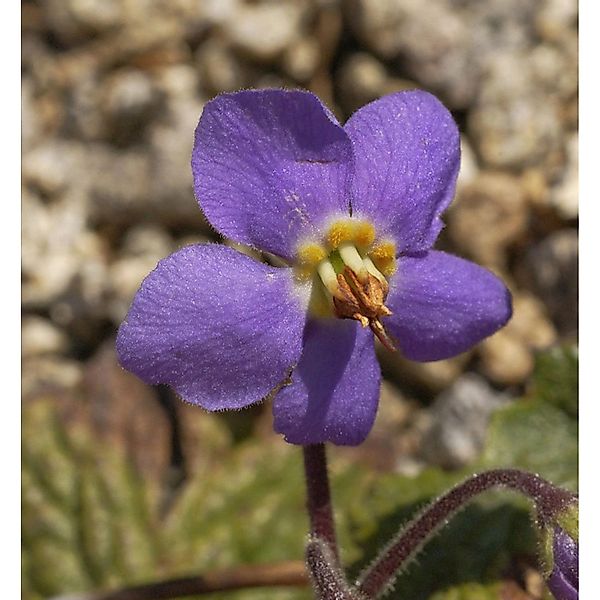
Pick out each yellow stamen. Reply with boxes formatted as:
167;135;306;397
370;241;396;262
353;221;376;247
326;220;354;249
369;240;397;277
297;242;327;267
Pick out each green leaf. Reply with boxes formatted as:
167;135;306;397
529;345;578;417
481;399;578;491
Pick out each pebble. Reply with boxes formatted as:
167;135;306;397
447;172;528;269
337;53;416;114
102;68;164;145
519;229;578;338
421;373;511;469
549;133;578;219
226;2;306;64
479;293;557;385
22;316;70;358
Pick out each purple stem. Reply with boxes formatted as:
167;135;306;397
303;444;339;561
358;468;577;598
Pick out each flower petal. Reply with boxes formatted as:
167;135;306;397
547;570;578;600
116;244;307;410
384;251;512;361
273;319;380;446
345;90;460;253
192;89;354;260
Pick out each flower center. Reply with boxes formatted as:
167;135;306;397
295;219;397;350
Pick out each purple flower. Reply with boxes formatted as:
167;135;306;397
547;527;578;600
116;89;511;446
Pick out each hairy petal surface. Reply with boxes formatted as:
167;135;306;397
116;244;307;410
192;90;354;260
384;251;512;361
273;320;380;446
345;90;460;253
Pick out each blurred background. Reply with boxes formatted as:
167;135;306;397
22;1;577;599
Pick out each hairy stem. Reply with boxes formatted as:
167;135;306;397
358;468;577;598
303;444;339;560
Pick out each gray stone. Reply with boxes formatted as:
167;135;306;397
226;2;307;64
102;68;165;145
520;229;578;337
421;373;511;469
337;53;416;114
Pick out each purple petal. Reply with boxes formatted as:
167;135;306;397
384;251;512;361
548;527;578;599
548;570;578;600
116;244;307;410
344;90;460;253
192;89;354;260
273;319;380;446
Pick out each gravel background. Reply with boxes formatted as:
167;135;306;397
22;0;577;474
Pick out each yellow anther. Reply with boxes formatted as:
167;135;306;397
372;258;396;278
297;242;327;266
369;241;397;278
353;221;376;247
326;220;355;249
370;241;396;262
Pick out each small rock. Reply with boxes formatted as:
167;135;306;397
102;68;165;146
455;136;480;191
196;38;255;93
519;229;578;337
447;172;528;269
22;316;70;358
336;53;417;115
22;140;83;197
226;2;306;64
549;133;578;219
535;0;578;42
22;356;84;399
281;37;321;83
479;292;557;385
421;373;511;469
42;0;124;46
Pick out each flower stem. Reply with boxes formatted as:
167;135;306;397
303;444;339;560
357;468;577;598
49;561;308;600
